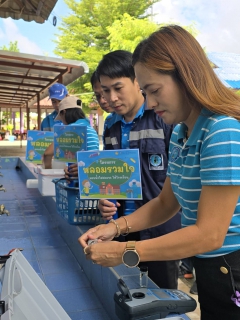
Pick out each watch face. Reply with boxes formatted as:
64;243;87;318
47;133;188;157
122;250;139;268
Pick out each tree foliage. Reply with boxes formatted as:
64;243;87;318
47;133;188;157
0;41;20;52
56;0;157;56
54;0;158;110
54;1;200;111
107;13;159;52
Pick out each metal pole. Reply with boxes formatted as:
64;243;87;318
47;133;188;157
37;94;41;130
20;107;23;149
26;101;30;130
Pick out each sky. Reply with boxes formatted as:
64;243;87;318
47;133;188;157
0;0;239;58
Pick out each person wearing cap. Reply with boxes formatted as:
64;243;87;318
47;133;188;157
43;96;99;169
40;83;68;131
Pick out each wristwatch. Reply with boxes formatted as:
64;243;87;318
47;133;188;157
122;241;140;268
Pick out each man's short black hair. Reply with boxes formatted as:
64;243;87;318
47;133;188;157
96;50;135;82
90;71;99;88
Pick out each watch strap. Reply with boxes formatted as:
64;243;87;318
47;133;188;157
125;241;136;251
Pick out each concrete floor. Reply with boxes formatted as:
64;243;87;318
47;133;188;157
178;278;200;320
0;140;27;157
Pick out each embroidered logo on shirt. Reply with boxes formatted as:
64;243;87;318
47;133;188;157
148;154;164;170
170;146;181;163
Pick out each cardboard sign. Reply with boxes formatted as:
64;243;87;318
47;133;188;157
77;149;142;199
26;130;54;163
53;125;87;162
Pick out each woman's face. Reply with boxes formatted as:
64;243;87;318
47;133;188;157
134;62;199;130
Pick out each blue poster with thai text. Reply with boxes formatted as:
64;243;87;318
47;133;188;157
54;125;87;162
26;130;54;163
77;149;142;199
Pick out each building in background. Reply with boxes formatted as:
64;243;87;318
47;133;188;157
208;52;240;90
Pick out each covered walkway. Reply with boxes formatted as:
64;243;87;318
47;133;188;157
0;50;88;130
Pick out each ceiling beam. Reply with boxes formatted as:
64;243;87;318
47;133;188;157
0;92;34;98
0;61;67;73
0;86;39;93
36;1;44;16
0;53;79;69
0;103;23;108
0;7;43;18
0;80;45;88
0;72;51;82
13;0;24;9
0;96;24;101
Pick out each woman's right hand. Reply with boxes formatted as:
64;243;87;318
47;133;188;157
98;199;120;220
78;223;117;248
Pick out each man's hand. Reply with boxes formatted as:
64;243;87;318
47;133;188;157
64;163;78;183
98;199;120;220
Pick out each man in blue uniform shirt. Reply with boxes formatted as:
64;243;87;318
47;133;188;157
41;83;68;131
97;50;181;289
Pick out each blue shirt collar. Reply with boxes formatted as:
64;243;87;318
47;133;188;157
177;108;214;145
70;118;90;126
121;102;146;125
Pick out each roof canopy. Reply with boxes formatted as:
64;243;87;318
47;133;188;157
0;0;58;24
0;50;88;111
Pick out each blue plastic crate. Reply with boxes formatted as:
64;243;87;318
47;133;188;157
53;179;104;225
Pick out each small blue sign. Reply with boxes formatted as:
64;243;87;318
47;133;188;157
77;149;142;200
54;125;87;162
26;130;54;163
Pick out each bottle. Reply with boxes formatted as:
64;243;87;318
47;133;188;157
140;266;148;288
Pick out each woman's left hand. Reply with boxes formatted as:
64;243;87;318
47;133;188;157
83;241;125;267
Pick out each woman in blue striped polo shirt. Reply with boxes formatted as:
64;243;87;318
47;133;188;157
79;26;240;319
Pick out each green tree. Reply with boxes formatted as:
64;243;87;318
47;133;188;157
107;13;159;52
54;1;199;112
54;0;159;110
108;17;199;52
56;0;157;57
0;41;20;52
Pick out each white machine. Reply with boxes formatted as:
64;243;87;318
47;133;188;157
0;249;71;320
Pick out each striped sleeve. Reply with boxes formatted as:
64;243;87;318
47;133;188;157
200;117;240;185
86;126;99;151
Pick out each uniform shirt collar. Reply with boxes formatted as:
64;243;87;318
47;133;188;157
177;108;213;146
121;102;146;125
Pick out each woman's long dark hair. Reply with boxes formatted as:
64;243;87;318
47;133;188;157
132;25;240;120
60;108;86;124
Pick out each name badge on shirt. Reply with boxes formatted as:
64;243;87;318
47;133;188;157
148;153;164;170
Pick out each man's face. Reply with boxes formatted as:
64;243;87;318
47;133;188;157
92;81;114;113
51;99;61;112
100;76;144;121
